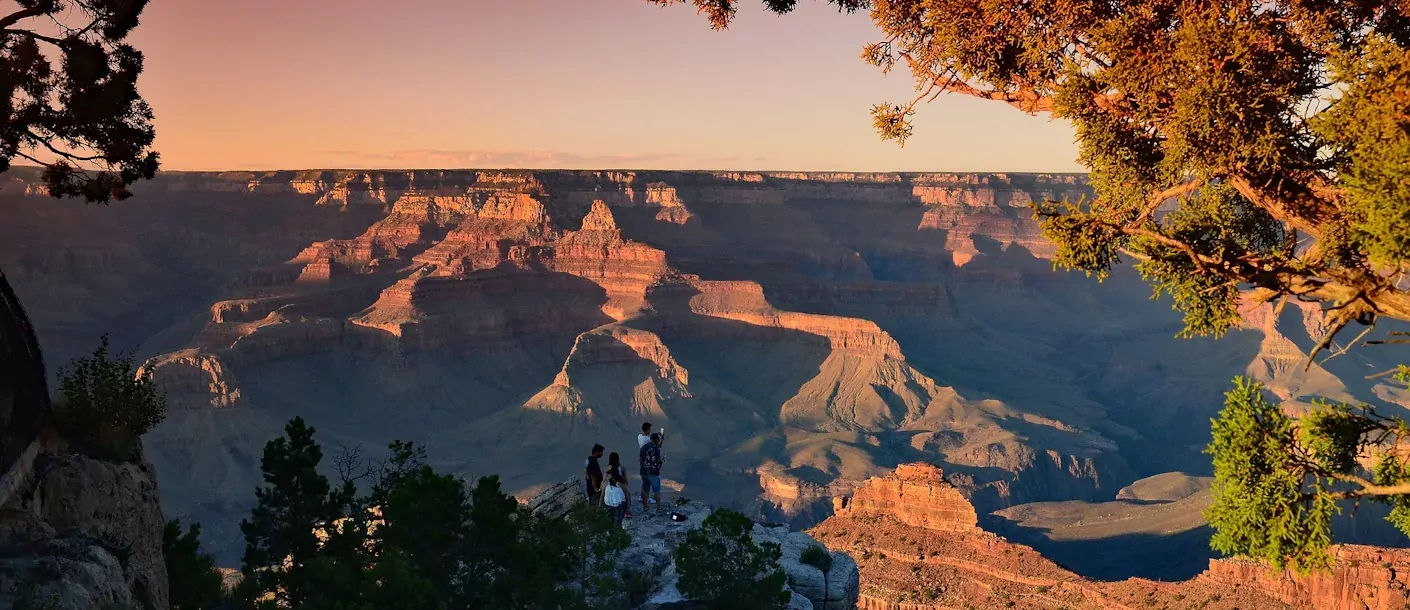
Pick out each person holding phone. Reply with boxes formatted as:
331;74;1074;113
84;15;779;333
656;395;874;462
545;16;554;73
639;432;664;515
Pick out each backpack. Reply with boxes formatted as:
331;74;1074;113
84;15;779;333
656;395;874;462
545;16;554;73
604;484;625;507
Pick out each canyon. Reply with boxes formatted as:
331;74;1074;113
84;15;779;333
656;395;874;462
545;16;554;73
1;166;1406;585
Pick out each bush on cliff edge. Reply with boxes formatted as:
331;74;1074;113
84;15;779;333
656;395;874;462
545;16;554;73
675;508;791;610
53;334;166;462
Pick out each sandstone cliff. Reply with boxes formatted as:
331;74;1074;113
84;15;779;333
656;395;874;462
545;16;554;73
813;463;1410;610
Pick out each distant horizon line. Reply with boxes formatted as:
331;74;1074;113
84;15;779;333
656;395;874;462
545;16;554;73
7;164;1090;176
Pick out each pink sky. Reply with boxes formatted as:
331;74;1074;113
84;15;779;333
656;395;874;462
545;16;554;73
129;0;1082;172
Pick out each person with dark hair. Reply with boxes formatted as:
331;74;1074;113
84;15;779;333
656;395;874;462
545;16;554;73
638;422;653;448
603;472;627;526
639;432;663;515
607;452;633;519
584;443;605;503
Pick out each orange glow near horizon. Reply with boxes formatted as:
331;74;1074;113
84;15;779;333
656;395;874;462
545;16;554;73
128;0;1082;173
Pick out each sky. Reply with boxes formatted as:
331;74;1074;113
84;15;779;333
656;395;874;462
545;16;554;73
127;0;1083;172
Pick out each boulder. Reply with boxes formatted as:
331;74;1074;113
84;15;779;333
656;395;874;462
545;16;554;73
775;530;859;610
0;270;48;500
587;491;857;610
525;477;586;519
0;533;139;610
0;451;168;610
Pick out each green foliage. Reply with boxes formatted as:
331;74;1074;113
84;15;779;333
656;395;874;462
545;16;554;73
1203;378;1410;573
1133;182;1283;338
164;520;225;610
1034;199;1122;282
54;334;166;461
1313;37;1410;268
0;0;160;202
1372;454;1410;539
799;544;833;573
239;417;349;607
675;508;791;610
1205;379;1337;573
234;418;632;610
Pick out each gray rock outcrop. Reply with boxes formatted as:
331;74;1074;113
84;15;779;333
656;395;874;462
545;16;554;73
0;448;169;610
528;479;859;610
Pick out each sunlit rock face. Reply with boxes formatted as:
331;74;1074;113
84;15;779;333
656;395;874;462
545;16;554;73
2;167;1401;566
813;464;1410;610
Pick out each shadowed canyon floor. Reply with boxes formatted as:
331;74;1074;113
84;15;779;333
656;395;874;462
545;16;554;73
2;168;1407;573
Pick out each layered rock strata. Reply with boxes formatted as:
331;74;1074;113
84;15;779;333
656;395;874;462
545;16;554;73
4;167;1400;570
813;463;1410;610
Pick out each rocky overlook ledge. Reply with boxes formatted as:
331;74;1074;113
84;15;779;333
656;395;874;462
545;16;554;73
528;479;860;610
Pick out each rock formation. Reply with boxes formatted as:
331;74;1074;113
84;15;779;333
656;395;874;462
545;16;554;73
0;432;170;610
527;479;860;610
0;269;47;487
1;167;1403;569
813;463;1410;610
1205;546;1410;610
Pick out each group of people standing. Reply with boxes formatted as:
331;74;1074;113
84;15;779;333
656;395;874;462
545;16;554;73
584;422;666;525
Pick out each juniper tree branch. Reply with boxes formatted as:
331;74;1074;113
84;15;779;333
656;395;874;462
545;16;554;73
1129;181;1203;228
2;28;64;45
0;4;50;30
1326;472;1410;500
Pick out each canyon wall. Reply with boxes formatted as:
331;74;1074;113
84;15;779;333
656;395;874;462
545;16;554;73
813;463;1410;610
1;168;1402;568
1206;546;1410;610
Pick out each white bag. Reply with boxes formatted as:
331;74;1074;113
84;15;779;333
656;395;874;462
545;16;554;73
604;484;625;507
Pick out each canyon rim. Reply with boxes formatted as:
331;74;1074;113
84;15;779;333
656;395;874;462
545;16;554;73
1;167;1405;583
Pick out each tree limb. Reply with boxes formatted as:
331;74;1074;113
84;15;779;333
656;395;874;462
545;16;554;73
0;4;50;30
1319;323;1377;366
1121;227;1221;270
2;28;65;46
1327;472;1410;500
1229;174;1338;239
1129;180;1202;227
1303;315;1351;372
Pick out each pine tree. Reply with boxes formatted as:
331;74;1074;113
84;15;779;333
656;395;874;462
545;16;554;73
371;441;471;601
163;520;224;610
239;417;345;607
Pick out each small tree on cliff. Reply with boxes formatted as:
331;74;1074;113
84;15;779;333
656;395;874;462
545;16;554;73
675;508;791;610
800;544;834;609
658;0;1410;570
55;334;166;461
